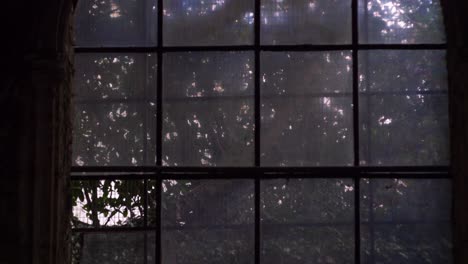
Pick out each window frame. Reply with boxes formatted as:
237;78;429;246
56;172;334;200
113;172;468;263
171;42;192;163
71;0;451;263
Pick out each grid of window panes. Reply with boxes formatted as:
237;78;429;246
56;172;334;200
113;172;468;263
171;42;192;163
72;0;451;264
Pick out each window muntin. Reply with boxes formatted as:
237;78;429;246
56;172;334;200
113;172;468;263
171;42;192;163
72;0;451;264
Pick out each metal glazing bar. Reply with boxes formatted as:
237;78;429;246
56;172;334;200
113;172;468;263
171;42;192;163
71;165;450;174
74;44;447;53
352;0;361;262
254;0;261;263
70;171;451;181
72;218;451;234
156;1;163;263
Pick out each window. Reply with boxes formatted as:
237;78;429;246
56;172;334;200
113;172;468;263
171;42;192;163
71;0;451;263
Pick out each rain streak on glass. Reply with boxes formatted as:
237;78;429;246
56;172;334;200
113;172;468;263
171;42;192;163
73;53;157;166
163;52;254;166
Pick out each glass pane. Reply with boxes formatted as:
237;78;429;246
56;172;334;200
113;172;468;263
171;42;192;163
72;180;145;228
360;179;452;263
147;179;158;227
163;0;254;46
359;0;445;44
261;179;355;264
163;52;254;166
162;180;254;264
73;53;157;166
359;50;449;166
72;231;154;264
261;0;352;44
75;0;157;46
261;51;353;166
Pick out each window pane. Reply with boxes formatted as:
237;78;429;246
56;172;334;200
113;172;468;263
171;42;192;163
261;0;351;44
147;179;158;227
163;52;254;166
73;53;157;166
72;231;154;264
72;180;145;228
163;0;254;46
360;179;452;263
359;0;445;44
261;179;355;264
75;0;157;46
359;50;449;166
162;180;254;264
261;51;353;166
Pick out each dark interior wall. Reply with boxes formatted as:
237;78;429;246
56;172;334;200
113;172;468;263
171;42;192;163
443;0;468;263
1;0;75;263
0;0;466;263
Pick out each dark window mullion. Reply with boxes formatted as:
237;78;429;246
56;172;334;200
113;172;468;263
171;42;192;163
352;0;361;263
74;44;447;53
156;0;163;264
254;1;261;264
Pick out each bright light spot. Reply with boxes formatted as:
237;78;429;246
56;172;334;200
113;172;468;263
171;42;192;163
308;2;316;11
344;185;354;192
378;116;392;125
75;156;84;166
109;2;121;18
213;81;224;93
